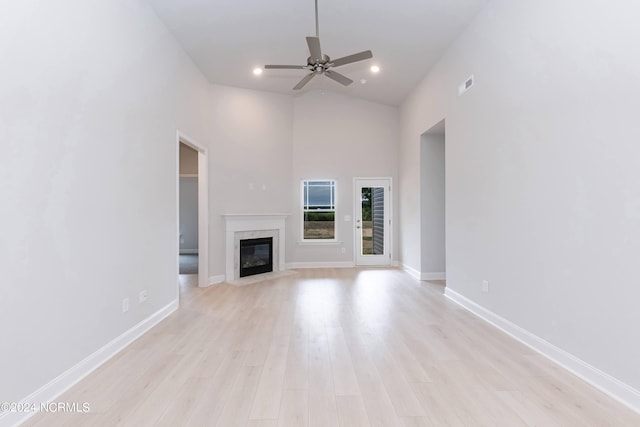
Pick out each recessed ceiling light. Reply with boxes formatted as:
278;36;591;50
360;79;367;84
370;65;380;73
253;67;263;76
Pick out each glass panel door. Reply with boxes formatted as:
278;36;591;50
355;178;391;266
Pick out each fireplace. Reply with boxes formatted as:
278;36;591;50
239;237;273;278
224;214;288;283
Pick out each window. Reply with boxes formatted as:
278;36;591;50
302;180;336;240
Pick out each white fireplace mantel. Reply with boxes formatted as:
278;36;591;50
223;213;290;282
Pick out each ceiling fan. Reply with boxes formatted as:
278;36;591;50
264;0;373;90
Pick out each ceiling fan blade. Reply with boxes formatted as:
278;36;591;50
324;70;353;86
331;50;373;67
264;65;307;69
306;36;323;62
293;72;316;90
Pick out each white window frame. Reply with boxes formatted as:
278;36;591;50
300;179;338;243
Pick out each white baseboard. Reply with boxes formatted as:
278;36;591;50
1;300;178;427
421;272;446;280
444;288;640;414
206;274;226;286
286;261;355;269
179;249;198;255
401;263;421;280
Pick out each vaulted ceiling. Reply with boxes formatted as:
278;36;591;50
148;0;489;106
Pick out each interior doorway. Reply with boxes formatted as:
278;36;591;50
354;178;392;266
420;120;446;281
179;143;199;275
177;132;209;290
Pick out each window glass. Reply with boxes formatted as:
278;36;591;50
303;180;336;240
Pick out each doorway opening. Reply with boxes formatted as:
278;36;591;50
179;142;198;277
420;120;446;282
177;132;209;294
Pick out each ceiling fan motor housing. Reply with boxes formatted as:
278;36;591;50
308;54;331;73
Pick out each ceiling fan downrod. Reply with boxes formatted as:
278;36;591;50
315;0;319;38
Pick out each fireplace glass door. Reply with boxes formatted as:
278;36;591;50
239;237;273;277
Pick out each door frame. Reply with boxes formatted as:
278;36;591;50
353;177;392;266
177;131;209;291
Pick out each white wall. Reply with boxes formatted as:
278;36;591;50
420;129;445;275
207;85;294;276
0;0;212;406
400;0;640;395
201;86;400;273
288;91;399;265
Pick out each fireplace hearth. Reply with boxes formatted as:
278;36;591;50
239;237;273;278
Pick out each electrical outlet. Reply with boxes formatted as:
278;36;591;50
139;290;148;303
122;298;129;313
482;280;490;293
341;247;346;254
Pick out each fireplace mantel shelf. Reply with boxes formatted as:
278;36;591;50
222;213;291;217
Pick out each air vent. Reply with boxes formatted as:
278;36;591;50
458;75;474;95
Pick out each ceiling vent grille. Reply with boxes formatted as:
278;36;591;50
458;75;474;95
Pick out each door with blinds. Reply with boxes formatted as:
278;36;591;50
355;178;391;266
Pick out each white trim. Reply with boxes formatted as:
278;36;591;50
444;288;640;414
421;272;446;280
223;213;291;218
296;240;343;246
286;261;355;269
179;249;198;255
196;145;209;288
208;275;226;286
1;301;178;427
402;263;421;280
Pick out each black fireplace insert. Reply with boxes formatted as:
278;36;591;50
239;237;273;277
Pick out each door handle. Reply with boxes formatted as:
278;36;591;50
356;226;361;229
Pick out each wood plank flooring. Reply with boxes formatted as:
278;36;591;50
23;268;640;426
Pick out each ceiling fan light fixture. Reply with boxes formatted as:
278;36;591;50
370;65;380;73
263;0;374;90
253;67;263;76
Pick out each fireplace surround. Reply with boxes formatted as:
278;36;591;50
223;214;288;282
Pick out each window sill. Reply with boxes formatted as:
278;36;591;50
297;240;343;246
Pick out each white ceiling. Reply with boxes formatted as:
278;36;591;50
148;0;489;106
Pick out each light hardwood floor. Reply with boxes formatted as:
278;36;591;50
24;268;640;426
